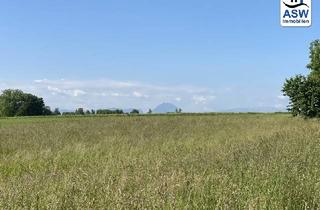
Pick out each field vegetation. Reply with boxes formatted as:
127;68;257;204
1;113;320;209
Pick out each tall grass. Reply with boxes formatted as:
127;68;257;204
1;114;320;209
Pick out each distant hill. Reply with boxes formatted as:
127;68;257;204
153;103;178;113
221;107;287;113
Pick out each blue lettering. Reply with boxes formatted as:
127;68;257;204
283;9;309;19
283;10;291;18
299;10;309;18
291;10;298;18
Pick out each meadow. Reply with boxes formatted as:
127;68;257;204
1;113;320;209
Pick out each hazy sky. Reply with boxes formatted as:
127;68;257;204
0;0;319;112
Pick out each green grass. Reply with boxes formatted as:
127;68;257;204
1;113;320;209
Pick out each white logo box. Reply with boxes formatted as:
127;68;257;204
281;0;312;27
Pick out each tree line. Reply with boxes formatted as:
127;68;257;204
62;108;140;116
1;89;186;117
0;89;143;117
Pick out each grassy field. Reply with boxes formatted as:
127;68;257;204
1;113;320;209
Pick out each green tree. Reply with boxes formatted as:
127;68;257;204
0;89;49;117
307;40;320;78
43;106;53;116
62;112;76;116
130;109;139;114
96;109;123;115
53;108;61;115
75;108;85;115
283;40;320;118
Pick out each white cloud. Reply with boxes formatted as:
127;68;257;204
73;89;86;97
175;97;182;102
0;78;287;112
111;92;120;97
277;95;287;100
0;78;219;112
193;96;206;104
192;95;216;104
133;91;148;98
47;86;86;97
34;79;46;83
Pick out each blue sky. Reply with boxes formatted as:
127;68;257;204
0;0;319;112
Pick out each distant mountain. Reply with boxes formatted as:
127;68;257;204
221;107;287;113
153;103;178;113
